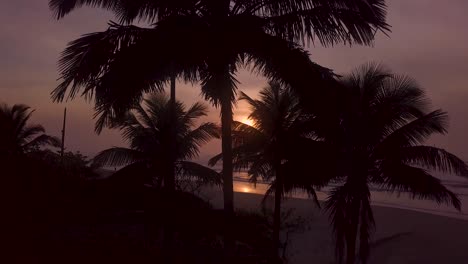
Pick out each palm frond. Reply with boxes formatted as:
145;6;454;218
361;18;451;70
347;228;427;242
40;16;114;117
49;0;118;19
0;104;34;140
200;65;239;107
52;23;153;102
179;122;220;160
182;102;209;127
18;125;46;143
100;92;217;166
357;74;426;143
208;152;223;167
121;121;156;148
93;147;145;167
208;120;268;174
208;143;264;169
376;74;429;115
114;0;201;23
50;0;197;22
378;162;461;210
248;159;272;183
22;134;61;152
12;106;35;136
231;120;266;146
136;100;159;131
129;129;160;154
278;170;321;207
177;161;223;186
388;146;468;177
238;91;257;107
239;91;273;133
339;64;430;145
55;18;210;132
260;0;390;46
341;62;391;100
108;108;156;149
378;110;448;151
235;150;269;173
277;139;338;207
243;32;337;116
0;103;58;154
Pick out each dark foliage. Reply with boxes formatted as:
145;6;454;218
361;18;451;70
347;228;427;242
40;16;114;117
0;153;276;263
0;103;60;155
325;63;468;263
93;92;222;190
210;83;337;260
48;0;390;223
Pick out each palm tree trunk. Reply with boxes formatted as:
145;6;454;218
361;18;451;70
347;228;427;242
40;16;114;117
167;74;177;191
346;198;360;264
162;74;177;264
346;228;357;264
273;160;283;260
217;64;235;262
221;97;234;214
221;86;234;251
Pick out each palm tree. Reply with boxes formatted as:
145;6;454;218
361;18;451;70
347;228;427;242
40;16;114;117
92;93;221;264
0;103;60;156
49;0;390;219
93;93;221;190
326;63;468;264
210;83;336;258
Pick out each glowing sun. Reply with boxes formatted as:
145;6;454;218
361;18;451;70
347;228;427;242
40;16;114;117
241;117;254;127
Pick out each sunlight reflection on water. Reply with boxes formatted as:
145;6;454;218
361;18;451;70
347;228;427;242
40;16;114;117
232;172;468;220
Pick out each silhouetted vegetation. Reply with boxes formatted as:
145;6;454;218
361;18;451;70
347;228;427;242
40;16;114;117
2;1;467;264
4;65;468;263
210;82;336;259
0;103;60;155
48;1;390;233
31;149;99;178
93;92;221;190
325;63;468;263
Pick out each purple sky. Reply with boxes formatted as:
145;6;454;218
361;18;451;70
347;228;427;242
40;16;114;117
1;0;467;165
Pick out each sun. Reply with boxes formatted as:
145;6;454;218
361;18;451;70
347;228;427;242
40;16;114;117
241;117;254;127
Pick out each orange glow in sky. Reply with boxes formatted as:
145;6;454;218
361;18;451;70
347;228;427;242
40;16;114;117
242;187;251;193
240;117;254;127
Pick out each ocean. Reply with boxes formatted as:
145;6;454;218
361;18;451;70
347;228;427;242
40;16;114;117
232;171;468;220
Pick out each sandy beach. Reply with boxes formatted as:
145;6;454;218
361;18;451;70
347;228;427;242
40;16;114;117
202;189;468;264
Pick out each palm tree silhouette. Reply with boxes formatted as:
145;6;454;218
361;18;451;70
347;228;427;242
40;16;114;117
49;0;389;220
0;103;60;156
93;93;221;190
210;83;336;258
326;63;468;264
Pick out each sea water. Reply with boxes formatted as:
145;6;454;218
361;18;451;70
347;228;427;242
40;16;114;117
232;171;468;220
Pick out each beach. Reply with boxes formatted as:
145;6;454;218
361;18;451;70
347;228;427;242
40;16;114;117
202;187;468;264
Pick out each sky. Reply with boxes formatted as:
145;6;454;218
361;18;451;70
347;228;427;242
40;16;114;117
1;0;467;166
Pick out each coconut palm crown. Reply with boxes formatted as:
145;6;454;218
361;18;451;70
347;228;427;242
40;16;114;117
93;93;221;189
0;103;60;156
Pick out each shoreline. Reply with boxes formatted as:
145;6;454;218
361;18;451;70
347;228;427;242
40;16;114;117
215;191;468;264
230;179;468;221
